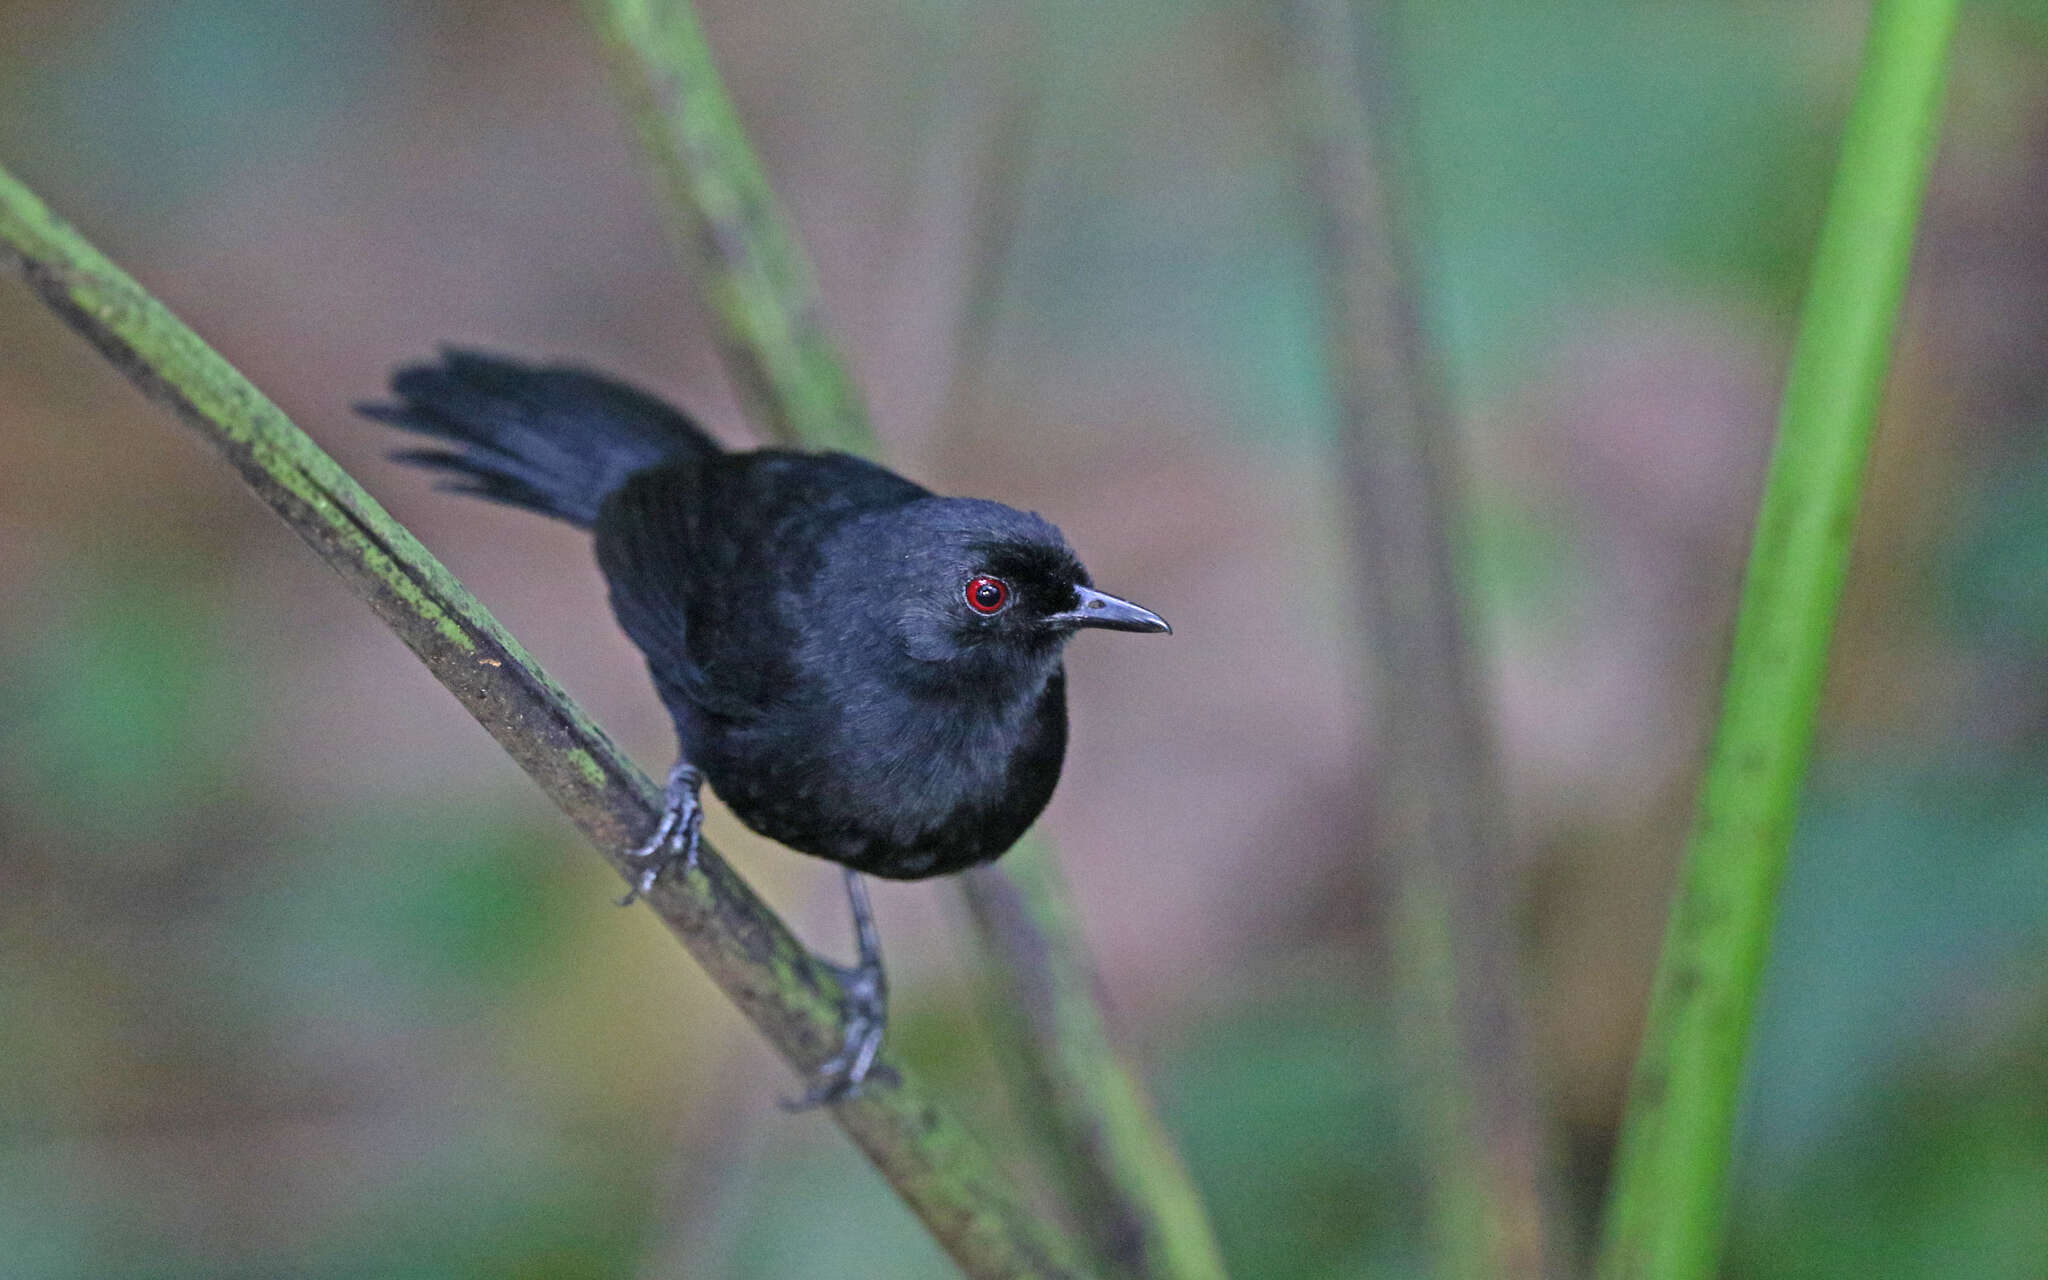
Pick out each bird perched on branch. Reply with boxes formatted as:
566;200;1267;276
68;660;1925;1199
360;350;1169;1106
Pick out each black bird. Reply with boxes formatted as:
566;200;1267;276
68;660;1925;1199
359;350;1169;1105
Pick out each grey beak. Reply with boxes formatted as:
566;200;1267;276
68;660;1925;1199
1048;585;1171;634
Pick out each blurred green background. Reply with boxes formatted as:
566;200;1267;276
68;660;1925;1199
4;1;2048;1276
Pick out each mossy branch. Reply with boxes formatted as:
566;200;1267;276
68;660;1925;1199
1285;1;1555;1275
0;159;1088;1280
586;4;1226;1277
1596;4;1959;1277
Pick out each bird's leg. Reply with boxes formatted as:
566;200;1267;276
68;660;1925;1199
617;761;704;906
782;868;892;1110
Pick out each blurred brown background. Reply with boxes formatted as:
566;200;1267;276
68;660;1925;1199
4;2;2048;1276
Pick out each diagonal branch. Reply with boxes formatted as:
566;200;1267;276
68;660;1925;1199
585;4;1227;1277
0;160;1087;1280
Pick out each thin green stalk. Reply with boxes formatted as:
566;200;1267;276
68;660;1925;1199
962;845;1229;1280
1286;1;1554;1275
586;0;871;454
1596;5;1958;1278
585;5;1226;1276
0;160;1088;1280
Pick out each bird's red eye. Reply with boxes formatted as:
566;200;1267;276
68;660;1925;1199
965;575;1010;615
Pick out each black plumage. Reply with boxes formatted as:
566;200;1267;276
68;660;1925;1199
360;349;1168;1103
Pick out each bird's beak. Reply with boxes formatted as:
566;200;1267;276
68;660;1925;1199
1048;585;1171;634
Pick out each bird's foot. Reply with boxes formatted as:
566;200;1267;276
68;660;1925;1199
617;763;704;906
781;954;892;1110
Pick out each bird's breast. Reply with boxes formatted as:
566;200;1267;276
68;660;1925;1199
705;671;1068;880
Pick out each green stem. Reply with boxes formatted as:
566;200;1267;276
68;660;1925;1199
963;846;1229;1280
0;160;1088;1280
586;0;871;454
1595;4;1959;1277
586;5;1226;1276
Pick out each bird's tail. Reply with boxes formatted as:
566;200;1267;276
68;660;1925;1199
358;348;720;529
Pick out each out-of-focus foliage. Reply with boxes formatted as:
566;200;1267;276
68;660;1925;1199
1164;985;1422;1278
4;1;2048;1276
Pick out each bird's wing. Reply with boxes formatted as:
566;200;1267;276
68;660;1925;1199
594;451;927;724
594;462;761;723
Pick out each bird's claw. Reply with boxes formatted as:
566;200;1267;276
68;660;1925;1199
617;763;704;906
781;957;892;1110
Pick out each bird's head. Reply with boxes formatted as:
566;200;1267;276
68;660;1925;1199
832;498;1169;689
